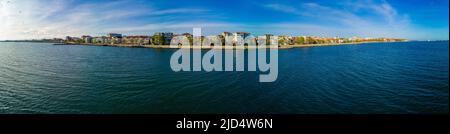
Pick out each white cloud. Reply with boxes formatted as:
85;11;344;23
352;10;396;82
0;0;212;40
263;4;299;14
149;8;208;16
103;22;242;36
1;0;446;40
261;0;422;39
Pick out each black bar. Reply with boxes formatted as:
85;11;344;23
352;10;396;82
0;114;448;132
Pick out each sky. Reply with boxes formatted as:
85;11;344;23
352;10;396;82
0;0;448;40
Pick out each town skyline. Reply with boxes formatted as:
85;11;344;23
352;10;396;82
59;31;407;49
0;0;448;41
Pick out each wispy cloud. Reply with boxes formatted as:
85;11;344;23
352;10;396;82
262;4;299;14
0;0;213;39
262;0;415;38
149;8;208;16
0;0;447;40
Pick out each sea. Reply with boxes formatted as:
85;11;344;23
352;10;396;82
0;41;448;114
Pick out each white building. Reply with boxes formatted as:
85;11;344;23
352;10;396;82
81;35;92;43
92;36;108;44
122;36;152;45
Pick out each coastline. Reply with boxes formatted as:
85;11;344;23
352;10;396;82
61;41;406;49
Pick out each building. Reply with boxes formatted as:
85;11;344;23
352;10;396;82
151;32;173;45
349;36;361;42
222;32;232;37
232;32;250;45
181;33;192;38
108;33;122;38
217;35;225;46
263;34;274;45
65;36;72;41
81;35;92;43
171;34;192;46
52;38;64;43
163;32;173;45
202;35;224;46
106;33;123;45
278;35;293;45
122;35;152;45
92;36;108;44
111;37;122;44
233;32;250;39
65;36;82;43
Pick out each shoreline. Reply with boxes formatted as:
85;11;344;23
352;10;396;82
59;41;406;49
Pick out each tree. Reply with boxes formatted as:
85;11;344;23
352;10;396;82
317;39;325;44
294;37;305;45
152;35;164;45
305;37;315;44
187;36;193;46
303;37;309;44
278;38;286;45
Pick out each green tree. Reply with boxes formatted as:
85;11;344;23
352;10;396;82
187;36;193;46
305;37;315;44
278;38;286;45
295;37;305;45
152;35;164;45
318;39;325;44
304;37;310;44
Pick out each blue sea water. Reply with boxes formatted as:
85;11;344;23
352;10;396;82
0;41;448;114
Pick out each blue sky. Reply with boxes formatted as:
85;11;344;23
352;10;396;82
0;0;448;40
